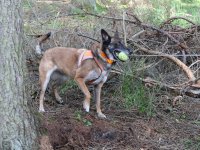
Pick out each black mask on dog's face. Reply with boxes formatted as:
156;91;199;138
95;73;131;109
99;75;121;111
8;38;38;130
101;29;132;61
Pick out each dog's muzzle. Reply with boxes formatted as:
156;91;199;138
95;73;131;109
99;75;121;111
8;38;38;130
110;48;132;61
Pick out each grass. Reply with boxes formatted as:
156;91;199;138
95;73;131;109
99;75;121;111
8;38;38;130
47;18;64;30
72;0;107;14
74;110;92;126
59;80;77;95
120;73;156;116
184;138;200;149
113;60;159;116
132;0;200;26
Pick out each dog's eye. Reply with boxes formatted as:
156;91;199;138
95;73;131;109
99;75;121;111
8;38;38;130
108;45;114;50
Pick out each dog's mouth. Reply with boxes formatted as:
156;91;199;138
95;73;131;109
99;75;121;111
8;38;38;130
113;49;129;62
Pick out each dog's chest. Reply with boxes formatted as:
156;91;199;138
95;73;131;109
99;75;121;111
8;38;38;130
84;69;109;85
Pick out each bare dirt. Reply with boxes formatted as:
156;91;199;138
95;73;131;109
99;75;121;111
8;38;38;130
29;71;200;150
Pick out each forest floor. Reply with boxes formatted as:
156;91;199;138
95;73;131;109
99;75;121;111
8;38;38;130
29;69;200;149
25;0;200;149
33;84;200;150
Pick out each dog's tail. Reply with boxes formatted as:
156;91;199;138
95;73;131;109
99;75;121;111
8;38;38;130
36;32;51;55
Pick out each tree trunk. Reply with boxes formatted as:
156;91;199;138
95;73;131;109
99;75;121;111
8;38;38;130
0;0;38;149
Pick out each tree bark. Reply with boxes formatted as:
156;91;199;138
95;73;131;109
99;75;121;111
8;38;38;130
0;0;38;149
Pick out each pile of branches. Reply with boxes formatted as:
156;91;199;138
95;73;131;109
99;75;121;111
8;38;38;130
126;14;200;98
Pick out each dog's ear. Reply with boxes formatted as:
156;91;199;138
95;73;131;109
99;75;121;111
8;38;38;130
101;29;111;46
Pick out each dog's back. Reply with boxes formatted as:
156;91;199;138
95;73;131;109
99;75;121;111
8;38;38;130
40;47;82;77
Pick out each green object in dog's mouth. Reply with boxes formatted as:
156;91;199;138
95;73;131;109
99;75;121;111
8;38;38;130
116;52;129;61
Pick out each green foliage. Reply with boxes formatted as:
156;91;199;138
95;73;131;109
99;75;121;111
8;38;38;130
72;0;107;14
95;2;107;14
184;138;200;149
181;0;196;3
60;80;77;95
47;19;64;30
70;7;84;14
120;74;156;116
114;60;158;116
74;110;92;126
22;0;33;11
83;119;92;126
192;120;200;125
75;110;82;121
133;0;200;27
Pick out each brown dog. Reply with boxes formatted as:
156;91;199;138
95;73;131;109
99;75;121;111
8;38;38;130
37;29;131;118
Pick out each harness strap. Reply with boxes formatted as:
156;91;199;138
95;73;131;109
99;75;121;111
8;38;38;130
78;50;94;67
78;50;104;84
93;56;103;71
79;50;104;70
82;50;94;61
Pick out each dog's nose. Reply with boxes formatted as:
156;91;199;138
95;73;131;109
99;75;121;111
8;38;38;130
129;50;133;55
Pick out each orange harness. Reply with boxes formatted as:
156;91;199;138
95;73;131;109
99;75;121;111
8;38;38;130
79;50;113;68
78;50;113;84
81;50;94;61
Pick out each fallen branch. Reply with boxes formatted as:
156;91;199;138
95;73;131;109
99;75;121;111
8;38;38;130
133;43;196;80
111;69;200;98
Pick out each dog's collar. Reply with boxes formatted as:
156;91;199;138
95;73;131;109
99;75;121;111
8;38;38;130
79;50;114;68
100;51;114;64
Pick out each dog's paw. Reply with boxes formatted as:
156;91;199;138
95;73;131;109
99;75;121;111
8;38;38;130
56;97;64;104
97;112;106;119
83;101;90;112
39;107;45;112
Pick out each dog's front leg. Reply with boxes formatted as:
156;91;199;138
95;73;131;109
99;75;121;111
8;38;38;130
75;78;91;112
94;83;106;118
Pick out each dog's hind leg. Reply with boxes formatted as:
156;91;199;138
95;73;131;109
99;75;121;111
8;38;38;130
39;64;57;112
94;83;106;118
51;72;68;104
75;78;91;112
53;85;63;104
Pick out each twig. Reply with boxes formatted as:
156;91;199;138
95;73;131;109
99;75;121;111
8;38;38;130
126;12;142;24
130;30;145;39
189;60;200;68
77;33;100;43
122;11;127;46
160;16;196;28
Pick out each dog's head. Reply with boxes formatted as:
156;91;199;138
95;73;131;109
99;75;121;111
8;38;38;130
101;29;132;62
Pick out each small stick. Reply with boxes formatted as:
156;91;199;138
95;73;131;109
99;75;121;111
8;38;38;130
122;11;127;46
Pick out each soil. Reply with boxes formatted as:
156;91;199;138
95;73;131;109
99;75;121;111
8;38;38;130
30;75;200;150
